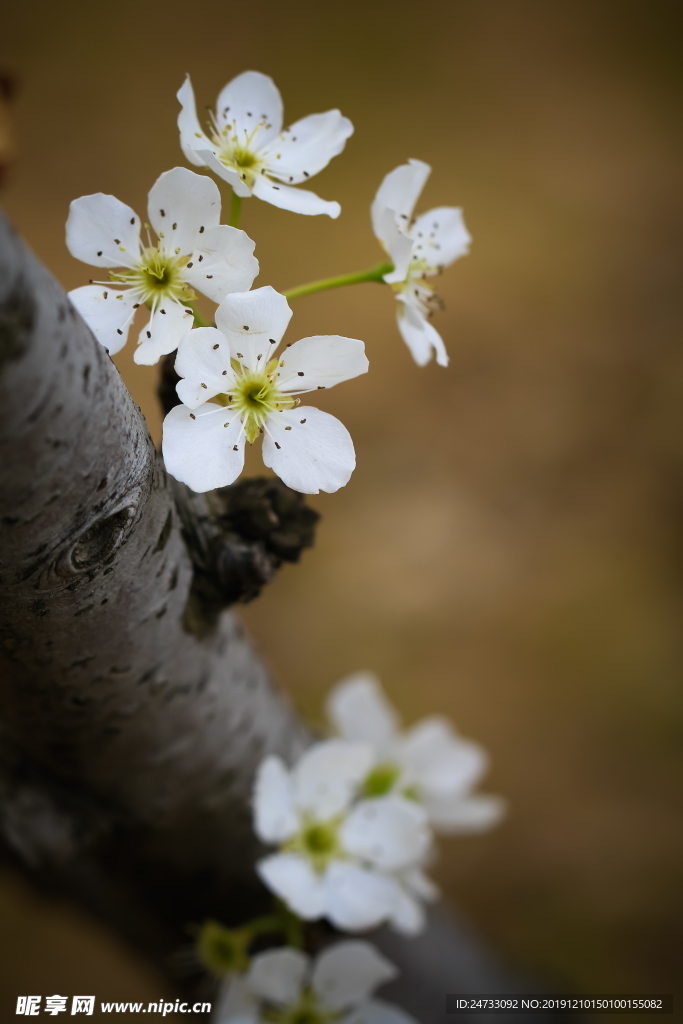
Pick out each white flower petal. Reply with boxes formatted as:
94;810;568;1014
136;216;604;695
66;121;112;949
184;225;259;304
373;207;414;284
66;193;141;269
401;723;488;803
174;327;235;407
253;756;298;843
312;942;396;1013
323;862;399;932
326;673;400;748
277;335;368;392
214;976;259;1024
262;406;355;495
246;948;309;1007
134;302;195;366
215;286;293;373
426;794;507;834
251;175;341;218
388;887;426;936
162;402;245;492
262;110;353;185
342;797;430;871
194;147;251;196
402;866;439;902
147;167;221;254
216;71;283;146
410;206;471;270
255;853;326;920
177;75;214;168
370;160;431;242
396;299;449;368
292;739;373;820
342;998;419;1024
68;285;138;356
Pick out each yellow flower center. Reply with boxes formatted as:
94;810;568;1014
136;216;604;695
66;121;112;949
216;360;299;443
112;247;195;306
210;119;269;188
196;920;250;977
282;816;343;873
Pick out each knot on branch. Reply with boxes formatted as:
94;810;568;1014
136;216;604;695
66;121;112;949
174;477;319;632
160;352;320;629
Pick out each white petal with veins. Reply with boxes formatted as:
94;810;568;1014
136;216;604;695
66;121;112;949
134;302;195;366
66;193;140;269
175;326;235;407
327;673;400;750
323;862;400;932
396;298;449;367
342;797;431;872
176;75;214;168
253;756;299;843
255;853;326;920
292;739;373;820
277;335;368;392
246;948;308;1007
68;286;138;356
147;167;221;255
410;206;471;271
184;225;258;304
162;402;244;493
371;159;431;241
216;70;283;145
262;406;355;495
312;942;396;1012
262;110;353;185
215;286;292;373
251;175;341;218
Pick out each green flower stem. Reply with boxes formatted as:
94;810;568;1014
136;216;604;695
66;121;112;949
247;914;286;937
283;912;305;951
230;191;242;228
282;261;394;302
186;302;210;328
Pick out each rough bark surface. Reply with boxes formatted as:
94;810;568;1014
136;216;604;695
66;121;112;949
0;212;547;1020
0;210;308;913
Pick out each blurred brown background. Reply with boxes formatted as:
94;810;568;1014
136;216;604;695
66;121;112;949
1;0;682;1011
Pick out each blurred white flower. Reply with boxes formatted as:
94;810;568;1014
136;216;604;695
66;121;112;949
216;942;418;1024
66;167;258;364
178;71;353;218
253;739;434;935
371;159;471;368
327;673;506;835
162;286;367;495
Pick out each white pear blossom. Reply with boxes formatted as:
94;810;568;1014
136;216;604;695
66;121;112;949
66;166;258;364
162;286;367;495
371;159;471;368
177;71;353;218
253;739;435;935
327;673;506;835
216;942;418;1024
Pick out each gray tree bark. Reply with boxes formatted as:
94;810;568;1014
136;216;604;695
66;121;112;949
0;211;548;1022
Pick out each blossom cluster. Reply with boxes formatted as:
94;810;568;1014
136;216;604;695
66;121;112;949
253;674;504;937
66;70;471;495
64;69;498;1024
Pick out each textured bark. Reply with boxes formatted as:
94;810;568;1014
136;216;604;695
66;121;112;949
0;210;309;932
0;212;545;1018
